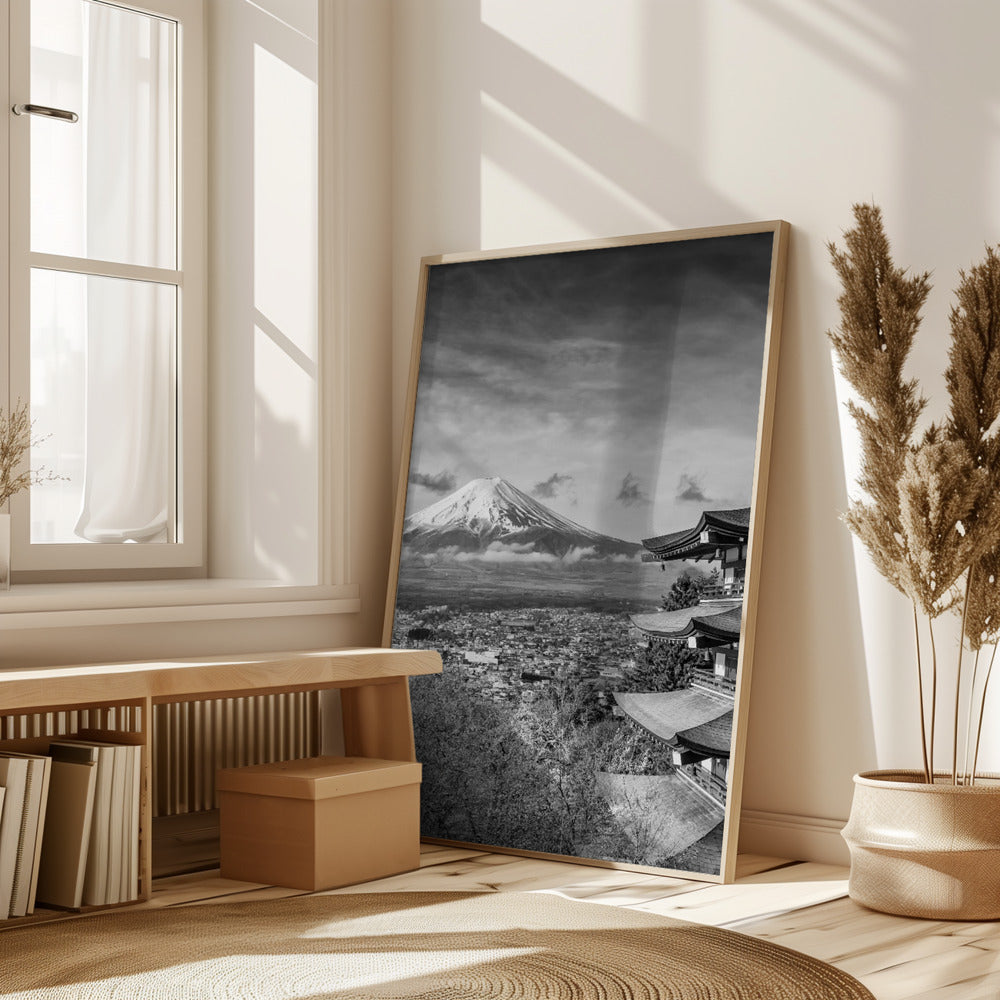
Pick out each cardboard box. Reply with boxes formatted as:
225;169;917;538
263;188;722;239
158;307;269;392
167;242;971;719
217;756;421;891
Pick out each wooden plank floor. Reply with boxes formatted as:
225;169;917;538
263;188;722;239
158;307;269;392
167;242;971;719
143;844;1000;998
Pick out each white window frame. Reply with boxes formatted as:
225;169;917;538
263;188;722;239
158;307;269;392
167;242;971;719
4;0;206;575
0;2;364;632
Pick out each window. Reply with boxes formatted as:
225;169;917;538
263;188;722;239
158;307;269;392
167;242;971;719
4;0;205;575
0;0;354;630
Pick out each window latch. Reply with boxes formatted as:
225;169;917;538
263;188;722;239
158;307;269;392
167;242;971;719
11;103;79;124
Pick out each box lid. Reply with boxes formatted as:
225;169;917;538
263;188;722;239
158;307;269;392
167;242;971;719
216;756;422;800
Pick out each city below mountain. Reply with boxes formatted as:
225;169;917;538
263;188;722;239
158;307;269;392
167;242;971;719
402;477;641;561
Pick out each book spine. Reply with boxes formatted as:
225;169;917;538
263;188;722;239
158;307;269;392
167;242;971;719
0;760;25;919
9;763;34;918
26;760;52;915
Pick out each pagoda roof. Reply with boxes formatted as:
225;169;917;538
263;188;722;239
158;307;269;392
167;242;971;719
642;507;751;561
613;687;733;744
630;599;742;642
595;772;724;859
676;709;733;758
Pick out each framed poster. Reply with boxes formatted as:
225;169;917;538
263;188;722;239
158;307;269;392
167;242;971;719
384;223;788;882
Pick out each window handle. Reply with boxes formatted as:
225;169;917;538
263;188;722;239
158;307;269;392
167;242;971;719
11;103;79;123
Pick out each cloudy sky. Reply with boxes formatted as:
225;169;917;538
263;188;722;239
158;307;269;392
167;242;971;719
404;232;775;544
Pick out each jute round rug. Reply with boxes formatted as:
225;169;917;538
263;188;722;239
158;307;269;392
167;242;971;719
0;891;874;999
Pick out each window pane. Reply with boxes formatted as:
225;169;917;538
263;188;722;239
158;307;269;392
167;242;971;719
29;0;177;269
30;269;176;544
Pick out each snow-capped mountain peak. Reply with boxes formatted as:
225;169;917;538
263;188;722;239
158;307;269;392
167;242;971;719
402;477;639;560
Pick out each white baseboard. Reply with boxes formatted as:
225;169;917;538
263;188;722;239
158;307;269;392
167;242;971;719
739;808;850;866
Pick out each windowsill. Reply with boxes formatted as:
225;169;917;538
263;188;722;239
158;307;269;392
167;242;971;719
0;579;361;630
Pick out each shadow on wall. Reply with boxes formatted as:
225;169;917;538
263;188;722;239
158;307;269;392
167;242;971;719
737;0;999;257
479;8;744;237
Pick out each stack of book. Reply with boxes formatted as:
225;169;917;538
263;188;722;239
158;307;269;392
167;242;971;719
0;751;53;918
0;740;143;915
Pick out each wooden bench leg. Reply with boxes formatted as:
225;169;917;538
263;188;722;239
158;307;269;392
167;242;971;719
340;678;416;761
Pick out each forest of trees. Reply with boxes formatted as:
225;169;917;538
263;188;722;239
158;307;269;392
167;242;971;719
410;617;702;867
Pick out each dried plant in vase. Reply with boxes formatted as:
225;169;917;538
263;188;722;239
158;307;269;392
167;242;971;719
831;204;1000;919
0;399;62;508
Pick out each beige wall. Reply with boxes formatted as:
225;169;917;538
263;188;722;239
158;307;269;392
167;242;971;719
391;0;1000;863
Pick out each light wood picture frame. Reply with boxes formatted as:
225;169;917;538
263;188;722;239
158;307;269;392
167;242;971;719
385;222;789;883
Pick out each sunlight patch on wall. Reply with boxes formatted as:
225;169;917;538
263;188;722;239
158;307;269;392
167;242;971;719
480;93;665;247
703;1;900;206
254;43;318;362
481;0;645;120
251;36;318;583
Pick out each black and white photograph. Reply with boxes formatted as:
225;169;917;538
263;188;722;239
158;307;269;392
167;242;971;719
387;225;786;879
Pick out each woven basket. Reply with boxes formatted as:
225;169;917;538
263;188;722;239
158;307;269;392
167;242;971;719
842;769;1000;920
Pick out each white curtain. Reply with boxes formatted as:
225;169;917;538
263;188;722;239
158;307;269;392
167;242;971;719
74;2;175;543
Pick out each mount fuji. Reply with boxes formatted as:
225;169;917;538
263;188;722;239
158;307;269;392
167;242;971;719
402;477;640;561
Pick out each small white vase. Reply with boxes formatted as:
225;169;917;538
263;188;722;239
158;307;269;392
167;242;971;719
0;513;9;591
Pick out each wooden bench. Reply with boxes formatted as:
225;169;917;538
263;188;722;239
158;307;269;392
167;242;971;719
0;646;442;926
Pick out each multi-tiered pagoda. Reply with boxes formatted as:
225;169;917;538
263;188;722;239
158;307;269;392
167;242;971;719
616;507;749;806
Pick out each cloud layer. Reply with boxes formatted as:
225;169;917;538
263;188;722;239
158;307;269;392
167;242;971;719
676;473;710;503
409;469;457;494
409;540;639;565
532;472;575;501
616;473;651;507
